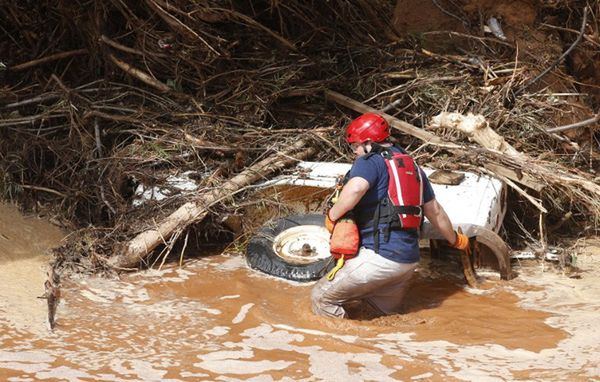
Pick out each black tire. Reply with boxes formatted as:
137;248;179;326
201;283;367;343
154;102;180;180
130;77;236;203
246;213;334;282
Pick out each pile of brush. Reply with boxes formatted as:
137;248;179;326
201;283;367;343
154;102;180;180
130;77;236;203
0;0;597;273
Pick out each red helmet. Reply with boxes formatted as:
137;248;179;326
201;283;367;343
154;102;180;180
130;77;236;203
345;113;390;144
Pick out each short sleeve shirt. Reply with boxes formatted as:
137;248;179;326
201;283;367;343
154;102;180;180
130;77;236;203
348;147;435;263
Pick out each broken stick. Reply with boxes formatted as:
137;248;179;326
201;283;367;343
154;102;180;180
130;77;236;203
109;54;171;93
11;49;88;71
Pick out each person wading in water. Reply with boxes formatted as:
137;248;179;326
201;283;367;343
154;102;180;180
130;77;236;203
311;112;469;318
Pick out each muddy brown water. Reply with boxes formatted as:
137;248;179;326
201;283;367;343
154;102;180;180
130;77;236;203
2;203;600;381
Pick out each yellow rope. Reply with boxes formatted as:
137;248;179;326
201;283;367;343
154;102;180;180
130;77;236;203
326;256;345;281
331;188;340;204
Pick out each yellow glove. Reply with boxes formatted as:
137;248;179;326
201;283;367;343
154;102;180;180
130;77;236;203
325;211;336;233
451;231;470;251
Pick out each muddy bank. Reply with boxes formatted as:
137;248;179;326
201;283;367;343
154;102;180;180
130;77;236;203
0;203;65;333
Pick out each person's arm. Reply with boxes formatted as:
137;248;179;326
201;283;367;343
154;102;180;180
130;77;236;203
423;198;457;244
328;177;370;221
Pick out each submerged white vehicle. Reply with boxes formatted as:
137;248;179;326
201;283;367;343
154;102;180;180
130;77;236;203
246;162;513;283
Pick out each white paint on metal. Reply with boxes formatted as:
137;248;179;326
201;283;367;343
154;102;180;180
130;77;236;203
271;225;331;264
266;162;506;232
132;171;200;207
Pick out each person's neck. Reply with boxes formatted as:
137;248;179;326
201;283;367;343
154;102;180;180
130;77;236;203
366;141;391;153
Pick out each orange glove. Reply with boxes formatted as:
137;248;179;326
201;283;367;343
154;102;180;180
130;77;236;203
325;211;336;233
451;231;470;251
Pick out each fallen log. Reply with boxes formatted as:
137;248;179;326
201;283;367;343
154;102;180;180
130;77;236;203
109;139;317;269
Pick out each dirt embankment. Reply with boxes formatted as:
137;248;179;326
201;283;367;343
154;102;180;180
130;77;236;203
395;0;599;106
0;204;65;332
394;0;538;33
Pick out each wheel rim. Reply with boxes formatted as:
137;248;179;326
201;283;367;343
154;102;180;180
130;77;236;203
272;225;331;265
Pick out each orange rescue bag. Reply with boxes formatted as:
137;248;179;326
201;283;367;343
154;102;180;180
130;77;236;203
329;218;360;258
326;217;360;281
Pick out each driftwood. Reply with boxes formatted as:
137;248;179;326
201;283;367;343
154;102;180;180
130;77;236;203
108;139;317;269
430;112;525;159
428;170;465;185
429;112;542;191
144;0;219;54
325;90;458;149
325;91;600;216
483;163;543;192
325;89;537;191
100;34;153;57
432;112;600;213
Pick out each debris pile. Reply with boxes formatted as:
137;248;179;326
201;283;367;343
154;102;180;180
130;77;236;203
0;0;598;274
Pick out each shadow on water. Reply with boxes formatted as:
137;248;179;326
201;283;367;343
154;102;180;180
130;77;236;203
402;255;468;314
342;254;467;321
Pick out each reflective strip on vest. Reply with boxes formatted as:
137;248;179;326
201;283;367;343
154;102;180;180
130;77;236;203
388;157;405;217
383;152;423;229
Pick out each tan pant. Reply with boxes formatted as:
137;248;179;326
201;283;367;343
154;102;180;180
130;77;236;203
311;247;418;318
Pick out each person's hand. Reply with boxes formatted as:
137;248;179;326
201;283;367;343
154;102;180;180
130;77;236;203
325;211;336;233
451;231;469;251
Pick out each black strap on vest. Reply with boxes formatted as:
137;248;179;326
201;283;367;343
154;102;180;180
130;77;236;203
358;143;420;253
